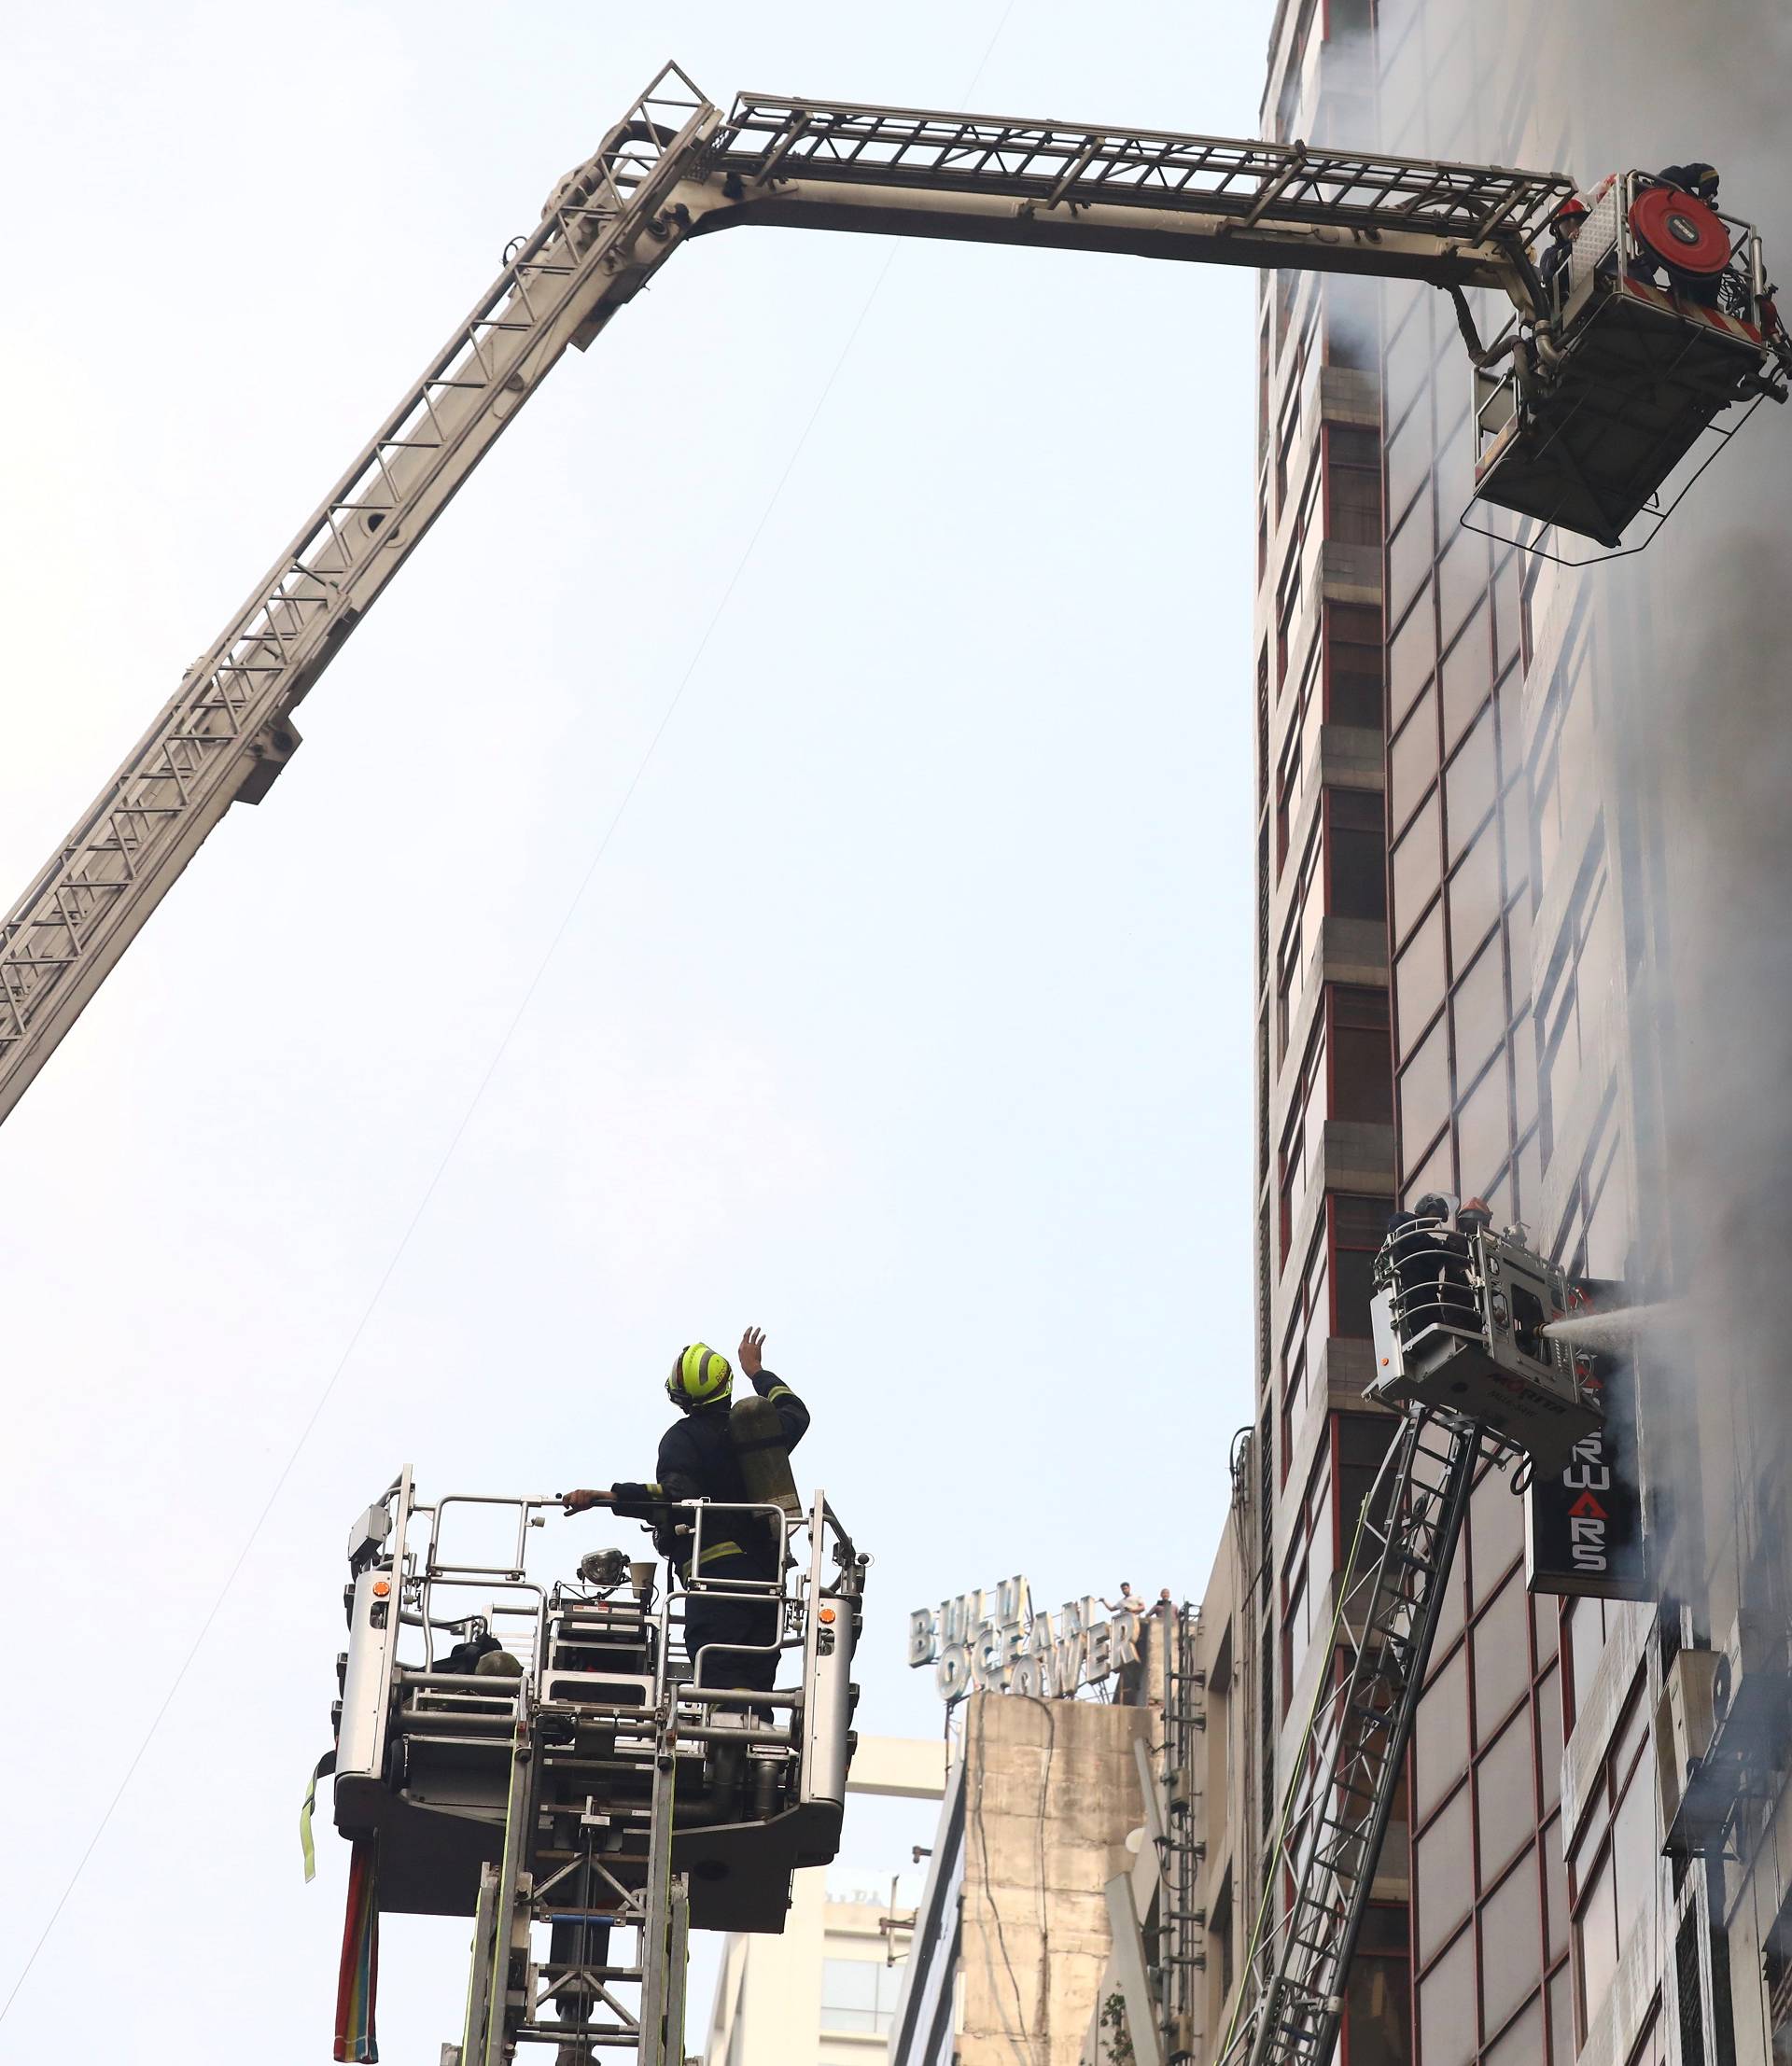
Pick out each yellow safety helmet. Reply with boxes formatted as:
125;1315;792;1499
666;1342;733;1407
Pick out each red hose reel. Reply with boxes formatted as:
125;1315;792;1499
1630;183;1731;277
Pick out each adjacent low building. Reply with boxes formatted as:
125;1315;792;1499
705;1868;917;2066
1078;1502;1260;2066
702;1736;945;2066
890;1692;1155;2066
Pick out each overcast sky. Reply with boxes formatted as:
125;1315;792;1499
0;3;1266;2055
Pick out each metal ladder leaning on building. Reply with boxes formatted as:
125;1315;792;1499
1;63;1603;1125
1212;1207;1608;2066
1218;1409;1477;2066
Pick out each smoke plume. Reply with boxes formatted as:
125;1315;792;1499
1372;0;1792;1622
1563;0;1792;1625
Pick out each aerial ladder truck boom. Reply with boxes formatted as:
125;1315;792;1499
1215;1207;1610;2066
2;63;1752;2061
7;63;1783;1126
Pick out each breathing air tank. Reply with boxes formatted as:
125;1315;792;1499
730;1393;802;1518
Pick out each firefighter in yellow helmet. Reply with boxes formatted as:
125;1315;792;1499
563;1328;809;1699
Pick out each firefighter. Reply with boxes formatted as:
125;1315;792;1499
563;1328;809;1704
1385;1194;1477;1337
1540;193;1589;308
1657;161;1720;208
554;1339;806;2065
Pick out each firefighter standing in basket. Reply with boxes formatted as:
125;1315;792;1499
1540;192;1590;308
563;1328;809;1699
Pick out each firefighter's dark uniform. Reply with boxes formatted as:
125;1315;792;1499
1386;1200;1477;1340
612;1368;810;1694
1540;230;1575;305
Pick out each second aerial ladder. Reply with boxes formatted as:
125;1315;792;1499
10;63;1677;1126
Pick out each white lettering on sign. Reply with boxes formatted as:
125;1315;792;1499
1563;1429;1610;1572
907;1575;1142;1703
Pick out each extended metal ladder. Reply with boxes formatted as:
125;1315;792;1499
0;67;722;1121
0;62;1572;1125
454;1697;690;2065
1220;1409;1480;2066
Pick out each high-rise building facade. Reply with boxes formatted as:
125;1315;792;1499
1374;7;1587;2063
1251;6;1410;2064
1250;6;1792;2066
1373;4;1779;2063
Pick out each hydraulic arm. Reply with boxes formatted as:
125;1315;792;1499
0;63;1574;1125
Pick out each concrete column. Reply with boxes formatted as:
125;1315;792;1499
959;1694;1152;2066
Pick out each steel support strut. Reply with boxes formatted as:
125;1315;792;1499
454;1692;541;2066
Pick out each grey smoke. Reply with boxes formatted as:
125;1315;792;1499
1562;0;1792;1605
1366;0;1792;1603
1539;24;1792;2059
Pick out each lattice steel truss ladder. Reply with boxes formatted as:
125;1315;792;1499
695;93;1565;293
0;66;721;1121
1219;1410;1481;2066
0;61;1573;1123
455;1696;690;2066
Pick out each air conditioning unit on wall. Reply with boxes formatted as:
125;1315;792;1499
1714;1610;1792;1743
1657;1647;1722;1846
1664;1613;1792;1858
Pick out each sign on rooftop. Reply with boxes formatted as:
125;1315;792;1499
906;1575;1141;1704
